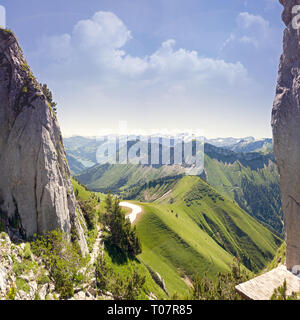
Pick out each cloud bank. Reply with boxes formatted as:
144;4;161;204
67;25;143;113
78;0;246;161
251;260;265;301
32;11;264;137
37;11;251;91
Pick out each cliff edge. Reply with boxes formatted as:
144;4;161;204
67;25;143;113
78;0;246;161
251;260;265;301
272;0;300;270
0;29;87;254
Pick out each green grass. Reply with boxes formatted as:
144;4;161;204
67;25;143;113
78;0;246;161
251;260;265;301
72;177;106;203
204;153;283;236
76;163;184;193
72;178;92;201
264;242;286;273
72;177;167;299
135;176;282;297
16;278;30;293
103;242;168;300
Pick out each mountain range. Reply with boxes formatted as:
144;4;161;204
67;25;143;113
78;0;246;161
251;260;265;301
64;136;282;237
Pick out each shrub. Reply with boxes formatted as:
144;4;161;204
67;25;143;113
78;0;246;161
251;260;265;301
95;254;146;300
36;272;50;285
16;278;30;293
41;83;57;113
23;243;32;260
31;230;88;299
271;279;298;300
79;199;97;230
190;258;250;300
34;292;41;300
13;261;25;276
95;254;112;292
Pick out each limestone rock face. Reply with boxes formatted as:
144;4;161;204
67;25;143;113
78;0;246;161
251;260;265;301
0;29;87;254
272;0;300;270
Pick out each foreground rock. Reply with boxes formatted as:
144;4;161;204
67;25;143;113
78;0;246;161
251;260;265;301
0;29;87;254
0;232;102;300
272;0;300;270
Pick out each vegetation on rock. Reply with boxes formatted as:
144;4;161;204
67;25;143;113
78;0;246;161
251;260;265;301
31;230;88;299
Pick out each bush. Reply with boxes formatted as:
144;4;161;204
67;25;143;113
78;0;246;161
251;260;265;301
16;278;30;293
95;254;112;292
271;279;298;300
31;230;88;299
36;272;50;285
95;254;146;300
13;257;38;276
41;83;57;113
13;261;25;276
190;258;250;300
34;292;41;300
23;243;32;260
79;199;97;230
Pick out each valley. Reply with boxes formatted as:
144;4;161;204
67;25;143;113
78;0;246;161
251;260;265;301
66;136;283;236
63;136;284;298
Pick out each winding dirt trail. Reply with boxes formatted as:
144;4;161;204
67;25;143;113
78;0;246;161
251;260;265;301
119;202;143;224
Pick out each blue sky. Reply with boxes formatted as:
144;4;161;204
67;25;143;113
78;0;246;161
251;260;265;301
1;0;284;138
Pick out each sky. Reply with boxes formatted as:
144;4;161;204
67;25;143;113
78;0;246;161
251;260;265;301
0;0;285;138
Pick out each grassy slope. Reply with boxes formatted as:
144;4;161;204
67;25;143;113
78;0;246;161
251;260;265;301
76;163;184;193
264;242;286;273
204;154;278;201
72;178;93;201
135;176;282;296
123;175;182;201
204;154;283;236
71;177;167;300
103;243;168;300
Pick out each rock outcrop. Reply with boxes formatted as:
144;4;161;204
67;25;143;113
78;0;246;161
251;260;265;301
0;29;87;254
272;0;300;270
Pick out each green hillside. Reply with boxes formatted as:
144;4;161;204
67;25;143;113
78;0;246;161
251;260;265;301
72;177;106;202
77;163;184;193
71;177;168;299
123;175;183;201
67;154;86;175
264;242;286;273
71;140;283;236
102;243;168;300
135;176;282;296
204;146;283;237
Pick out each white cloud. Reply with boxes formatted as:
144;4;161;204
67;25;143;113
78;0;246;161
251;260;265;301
37;11;250;89
239;36;259;47
237;12;270;37
221;11;271;51
73;11;132;50
32;11;259;137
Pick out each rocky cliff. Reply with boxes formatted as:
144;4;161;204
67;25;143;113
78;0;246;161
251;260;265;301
272;0;300;270
0;29;87;254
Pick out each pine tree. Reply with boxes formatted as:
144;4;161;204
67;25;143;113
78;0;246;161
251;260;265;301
103;193;142;258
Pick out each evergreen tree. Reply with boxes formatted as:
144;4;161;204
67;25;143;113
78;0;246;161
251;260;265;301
271;279;298;300
103;193;142;257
